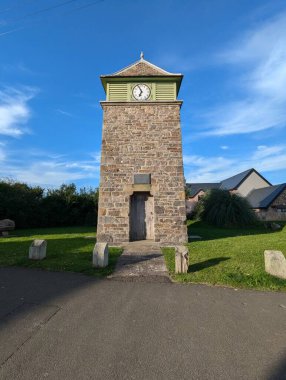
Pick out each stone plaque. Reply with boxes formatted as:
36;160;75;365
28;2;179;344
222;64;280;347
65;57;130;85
134;174;151;185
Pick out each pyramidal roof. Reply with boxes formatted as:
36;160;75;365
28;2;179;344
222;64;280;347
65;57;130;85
101;53;182;78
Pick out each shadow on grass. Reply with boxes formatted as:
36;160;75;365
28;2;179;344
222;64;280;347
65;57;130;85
0;235;122;278
188;257;230;273
6;226;96;238
187;221;286;242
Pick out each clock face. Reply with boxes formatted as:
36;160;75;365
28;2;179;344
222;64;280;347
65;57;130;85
132;84;151;101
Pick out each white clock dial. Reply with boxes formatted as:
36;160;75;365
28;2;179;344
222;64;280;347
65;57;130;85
132;84;151;101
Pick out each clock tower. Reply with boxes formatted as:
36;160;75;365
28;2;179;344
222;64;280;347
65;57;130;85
97;54;187;244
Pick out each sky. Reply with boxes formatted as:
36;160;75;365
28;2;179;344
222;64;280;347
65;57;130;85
0;0;286;188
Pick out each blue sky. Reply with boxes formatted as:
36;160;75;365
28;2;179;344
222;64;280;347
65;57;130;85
1;0;286;188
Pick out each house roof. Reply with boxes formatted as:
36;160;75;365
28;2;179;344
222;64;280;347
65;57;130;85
186;168;272;198
219;168;271;190
186;183;221;197
219;169;253;190
246;184;286;209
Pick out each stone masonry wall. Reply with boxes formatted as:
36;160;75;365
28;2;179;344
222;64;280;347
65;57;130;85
256;208;286;221
256;189;286;221
97;102;187;244
272;189;286;208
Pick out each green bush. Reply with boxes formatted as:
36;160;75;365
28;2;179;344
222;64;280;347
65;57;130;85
0;180;98;228
196;189;257;228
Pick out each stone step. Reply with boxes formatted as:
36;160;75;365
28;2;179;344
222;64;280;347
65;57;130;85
108;241;171;283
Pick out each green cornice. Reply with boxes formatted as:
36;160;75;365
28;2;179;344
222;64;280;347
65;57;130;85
100;100;183;108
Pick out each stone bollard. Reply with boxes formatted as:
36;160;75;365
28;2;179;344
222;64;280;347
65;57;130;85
93;242;109;268
29;240;47;260
264;250;286;280
175;245;189;274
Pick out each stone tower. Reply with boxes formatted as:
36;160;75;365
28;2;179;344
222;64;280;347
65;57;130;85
97;54;187;244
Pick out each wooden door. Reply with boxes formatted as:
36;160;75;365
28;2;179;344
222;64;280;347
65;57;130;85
130;192;154;241
145;195;154;240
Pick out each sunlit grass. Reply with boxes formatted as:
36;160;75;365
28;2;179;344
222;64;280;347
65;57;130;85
163;221;286;291
0;226;122;277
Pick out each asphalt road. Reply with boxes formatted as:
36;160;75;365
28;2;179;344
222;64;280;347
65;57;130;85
0;267;286;380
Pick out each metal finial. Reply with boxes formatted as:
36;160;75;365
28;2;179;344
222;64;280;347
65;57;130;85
140;51;144;60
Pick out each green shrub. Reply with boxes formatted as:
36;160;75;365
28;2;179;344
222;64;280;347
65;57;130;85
196;189;257;228
192;198;204;220
0;180;98;228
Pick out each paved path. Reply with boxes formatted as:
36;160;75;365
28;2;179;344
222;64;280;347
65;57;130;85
109;241;170;282
0;268;286;380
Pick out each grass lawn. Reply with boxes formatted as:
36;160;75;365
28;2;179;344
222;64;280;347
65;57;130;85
0;226;122;277
163;220;286;291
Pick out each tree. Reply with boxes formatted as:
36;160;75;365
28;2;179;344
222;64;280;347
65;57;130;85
196;189;257;228
0;180;43;228
0;180;99;228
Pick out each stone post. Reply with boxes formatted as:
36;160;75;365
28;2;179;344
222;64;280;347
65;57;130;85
29;240;47;260
264;250;286;279
175;246;189;274
93;242;109;268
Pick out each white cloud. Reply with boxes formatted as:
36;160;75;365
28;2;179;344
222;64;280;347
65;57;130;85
56;109;73;117
252;144;285;159
154;53;197;73
89;151;101;163
220;13;286;64
184;144;286;183
0;147;100;187
0;87;37;137
1;63;33;75
204;99;286;136
184;154;238;182
220;145;229;150
0;28;23;38
184;154;232;172
204;12;286;136
0;145;6;161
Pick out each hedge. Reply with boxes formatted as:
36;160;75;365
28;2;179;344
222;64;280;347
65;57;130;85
0;180;98;229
